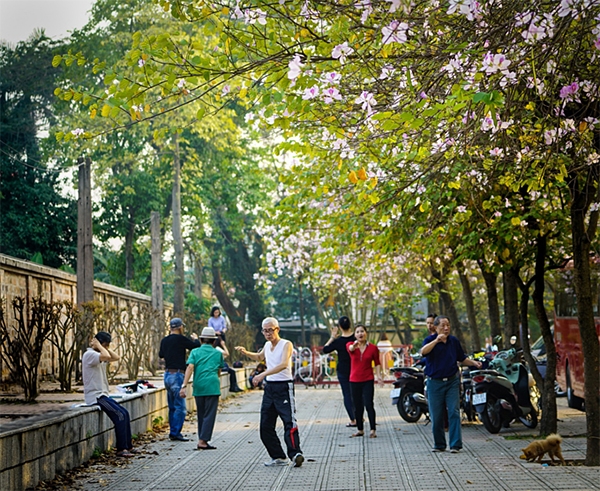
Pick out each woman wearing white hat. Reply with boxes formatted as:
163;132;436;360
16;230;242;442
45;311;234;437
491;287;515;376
180;327;224;450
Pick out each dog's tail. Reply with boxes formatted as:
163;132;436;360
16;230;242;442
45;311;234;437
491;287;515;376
546;433;562;445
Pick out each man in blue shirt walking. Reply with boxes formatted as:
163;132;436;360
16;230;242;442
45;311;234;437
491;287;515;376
421;316;481;453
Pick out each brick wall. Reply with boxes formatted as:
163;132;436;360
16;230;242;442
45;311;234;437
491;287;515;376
0;254;172;384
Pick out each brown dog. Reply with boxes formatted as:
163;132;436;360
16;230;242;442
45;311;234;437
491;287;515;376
520;434;565;465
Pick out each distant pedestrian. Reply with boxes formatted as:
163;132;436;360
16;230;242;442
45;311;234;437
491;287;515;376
159;317;200;441
347;324;383;438
82;332;138;457
235;317;304;468
322;316;356;427
421;316;482;453
208;306;228;342
376;332;393;379
180;327;224;450
426;313;437;336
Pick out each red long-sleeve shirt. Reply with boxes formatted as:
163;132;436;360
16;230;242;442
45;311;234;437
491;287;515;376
346;342;380;383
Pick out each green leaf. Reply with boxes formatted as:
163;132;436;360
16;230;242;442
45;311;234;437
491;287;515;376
52;55;62;67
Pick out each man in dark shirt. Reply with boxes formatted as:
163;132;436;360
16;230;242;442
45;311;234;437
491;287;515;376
421;316;481;453
323;316;356;427
159;317;200;441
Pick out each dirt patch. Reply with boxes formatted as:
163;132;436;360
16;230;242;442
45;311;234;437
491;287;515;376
33;425;169;490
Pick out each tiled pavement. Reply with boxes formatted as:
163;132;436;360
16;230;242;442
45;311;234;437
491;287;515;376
63;386;598;491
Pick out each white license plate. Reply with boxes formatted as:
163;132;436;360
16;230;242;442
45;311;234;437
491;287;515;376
472;392;486;405
390;388;401;399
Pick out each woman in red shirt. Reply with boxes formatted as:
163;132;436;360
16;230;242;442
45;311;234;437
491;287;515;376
347;324;384;438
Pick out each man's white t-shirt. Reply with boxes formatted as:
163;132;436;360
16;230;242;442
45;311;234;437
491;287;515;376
264;339;293;381
82;348;110;405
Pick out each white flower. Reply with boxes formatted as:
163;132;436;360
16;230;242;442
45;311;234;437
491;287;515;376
138;59;146;67
381;20;409;45
177;79;186;88
490;147;504;157
447;0;482;21
355;0;373;23
355;91;377;113
456;205;467;213
288;55;304;80
379;65;395;80
332;42;354;64
482;53;511;74
590;202;600;212
71;128;85;136
244;8;267;25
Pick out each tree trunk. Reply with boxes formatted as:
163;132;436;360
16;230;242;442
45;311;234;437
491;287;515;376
530;234;558;436
172;134;185;315
503;268;520;349
298;277;306;346
150;211;164;314
211;264;243;323
193;253;203;301
457;261;481;352
431;266;467;350
124;207;135;288
479;264;502;339
570;173;600;466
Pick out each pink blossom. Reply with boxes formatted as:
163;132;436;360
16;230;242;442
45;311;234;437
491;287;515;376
322;87;343;104
382;20;409;45
559;82;579;101
302;86;319;100
322;72;341;84
332;42;354;64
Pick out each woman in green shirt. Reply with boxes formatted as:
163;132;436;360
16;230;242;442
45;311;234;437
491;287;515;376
180;327;224;450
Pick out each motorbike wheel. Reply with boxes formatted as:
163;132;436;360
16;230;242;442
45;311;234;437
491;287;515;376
397;390;423;423
480;399;502;434
566;365;584;410
462;389;476;422
518;408;538;428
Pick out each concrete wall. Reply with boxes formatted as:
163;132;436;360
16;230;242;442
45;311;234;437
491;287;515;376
0;370;249;491
0;254;172;383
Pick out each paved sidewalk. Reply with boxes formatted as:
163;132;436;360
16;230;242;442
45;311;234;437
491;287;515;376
50;385;599;491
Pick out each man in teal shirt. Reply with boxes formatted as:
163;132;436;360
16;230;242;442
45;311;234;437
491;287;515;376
180;327;224;450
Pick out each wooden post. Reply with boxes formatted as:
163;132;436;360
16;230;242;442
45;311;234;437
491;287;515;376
172;134;185;315
77;157;93;305
151;211;164;314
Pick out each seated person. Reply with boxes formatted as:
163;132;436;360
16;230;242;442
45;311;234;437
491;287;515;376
214;337;243;392
248;362;267;389
82;332;138;457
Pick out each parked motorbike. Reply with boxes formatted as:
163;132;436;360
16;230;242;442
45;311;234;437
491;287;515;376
461;351;495;422
390;366;429;423
460;366;477;422
471;348;538;433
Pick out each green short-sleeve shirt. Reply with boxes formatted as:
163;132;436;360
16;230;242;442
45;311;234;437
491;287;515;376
186;344;224;396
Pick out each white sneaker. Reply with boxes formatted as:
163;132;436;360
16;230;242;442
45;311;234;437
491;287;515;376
264;458;288;467
293;453;304;467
